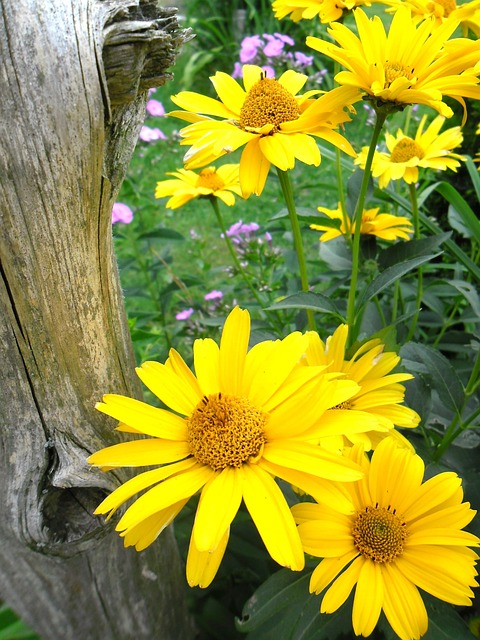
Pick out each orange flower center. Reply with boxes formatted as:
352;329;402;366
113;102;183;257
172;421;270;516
390;137;425;163
428;0;456;16
384;62;414;88
195;167;225;191
239;77;300;132
334;401;353;410
352;505;407;562
187;393;267;470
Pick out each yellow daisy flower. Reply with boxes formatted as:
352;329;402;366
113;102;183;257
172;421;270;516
272;0;373;24
307;7;480;118
384;0;480;36
302;325;419;451
311;204;413;241
88;307;383;588
292;437;480;640
355;115;465;188
169;64;359;197
154;165;243;209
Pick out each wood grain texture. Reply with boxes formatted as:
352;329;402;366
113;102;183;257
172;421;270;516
0;1;194;637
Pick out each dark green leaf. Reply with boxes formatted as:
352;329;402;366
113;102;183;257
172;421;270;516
426;182;480;245
346;168;372;217
422;593;476;639
378;233;450;269
447;280;480;318
137;228;185;240
266;292;344;320
358;254;441;308
400;342;464;414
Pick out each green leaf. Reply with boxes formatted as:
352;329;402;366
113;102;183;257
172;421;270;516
137;228;185;240
427;182;480;245
400;342;464;414
266;292;344;320
465;155;480;206
422;593;476;639
378;233;450;269
346;168;372;217
447;279;480;318
357;254;441;308
0;605;39;640
318;239;352;272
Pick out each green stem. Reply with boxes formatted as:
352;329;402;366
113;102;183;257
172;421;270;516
346;110;387;347
209;196;267;313
276;168;316;331
406;182;422;342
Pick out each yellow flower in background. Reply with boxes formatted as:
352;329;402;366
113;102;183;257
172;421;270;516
307;7;480;118
311;205;413;242
302;325;419;451
88;307;383;588
272;0;372;23
384;0;480;36
154;165;243;209
293;437;480;640
169;64;359;197
355;115;465;188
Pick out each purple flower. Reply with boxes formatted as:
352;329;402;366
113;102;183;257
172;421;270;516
294;51;313;68
204;290;223;301
139;126;167;142
146;99;165;117
232;62;243;79
274;33;295;46
148;88;157;97
240;35;263;63
262;34;285;58
112;202;134;224
176;307;194;321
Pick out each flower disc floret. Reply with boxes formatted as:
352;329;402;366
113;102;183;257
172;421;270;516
187;393;267;470
352;505;407;562
239;76;300;131
390;138;425;163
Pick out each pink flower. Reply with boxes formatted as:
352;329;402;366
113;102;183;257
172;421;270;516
261;65;275;78
239;35;263;63
175;307;194;321
263;34;284;58
139;126;167;142
232;62;243;79
204;290;223;301
294;51;313;68
146;99;165;117
112;202;133;224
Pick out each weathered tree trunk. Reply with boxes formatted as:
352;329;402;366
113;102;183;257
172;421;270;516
0;1;194;638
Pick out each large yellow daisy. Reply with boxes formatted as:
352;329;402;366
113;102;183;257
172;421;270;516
293;437;480;640
272;0;373;23
307;7;480;118
311;204;413;241
88;308;384;588
169;65;360;197
154;164;243;209
302;325;420;451
355;114;465;188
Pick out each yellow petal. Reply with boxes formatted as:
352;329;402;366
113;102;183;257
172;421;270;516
121;498;189;551
88;438;191;468
262;440;363;481
239;138;271;197
242;464;305;570
277;68;308;95
352;560;383;636
166;349;204;399
116;463;214;531
95;395;188;440
93;458;197;517
210;71;246;115
170;91;234;118
219;307;250;395
382;563;428;640
192;466;243;552
193;337;220;396
309;551;359;595
321;556;363;613
297;519;354;557
136;360;199;415
259;133;296;171
242;64;264;91
186;528;229;588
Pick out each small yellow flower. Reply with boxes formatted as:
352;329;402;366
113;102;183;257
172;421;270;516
355;115;465;188
154;165;243;209
311;205;413;241
293;437;480;640
302;325;419;451
384;0;480;36
272;0;373;23
307;7;480;118
169;64;359;197
88;308;381;588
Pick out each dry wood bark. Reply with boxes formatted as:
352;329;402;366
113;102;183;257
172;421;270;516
0;1;194;638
